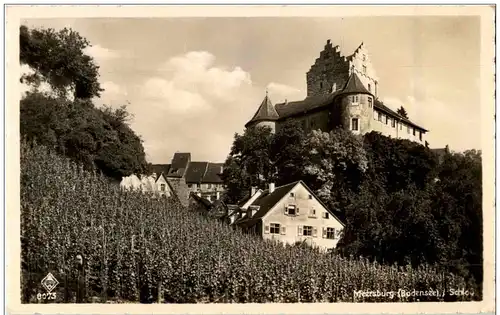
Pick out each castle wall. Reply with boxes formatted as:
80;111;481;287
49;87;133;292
277;110;331;134
306;41;350;97
371;109;425;144
340;93;375;135
348;44;379;97
254;121;276;133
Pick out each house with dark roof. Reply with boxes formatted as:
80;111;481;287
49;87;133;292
229;181;345;251
246;40;428;144
150;152;225;205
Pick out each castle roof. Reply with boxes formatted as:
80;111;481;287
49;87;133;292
245;93;279;127
340;72;372;95
275;91;340;118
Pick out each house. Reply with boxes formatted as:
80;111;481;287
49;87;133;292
189;193;228;221
245;40;428;144
151;152;225;206
119;173;175;198
229;180;345;251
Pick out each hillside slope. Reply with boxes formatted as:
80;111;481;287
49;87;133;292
20;141;475;303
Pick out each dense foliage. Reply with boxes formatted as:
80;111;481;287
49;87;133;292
20;25;102;99
20;25;149;180
21;141;476;303
222;126;483;292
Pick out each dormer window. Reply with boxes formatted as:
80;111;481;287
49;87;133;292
362;65;367;74
368;84;371;91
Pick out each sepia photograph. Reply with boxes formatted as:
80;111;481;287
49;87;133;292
5;4;495;313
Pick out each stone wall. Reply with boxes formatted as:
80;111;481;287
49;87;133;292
168;177;190;207
306;40;350;97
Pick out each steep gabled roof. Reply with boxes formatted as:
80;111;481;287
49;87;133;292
167;152;191;178
245;93;279;127
274;92;340;119
185;161;209;183
237;180;345;229
201;163;224;183
340;72;372;95
151;164;171;177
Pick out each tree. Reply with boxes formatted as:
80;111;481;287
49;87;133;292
221;126;273;202
397;106;409;119
20;25;102;99
302;128;368;215
20;92;148;181
270;120;308;186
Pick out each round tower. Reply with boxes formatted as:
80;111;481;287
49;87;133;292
244;91;279;133
338;72;374;135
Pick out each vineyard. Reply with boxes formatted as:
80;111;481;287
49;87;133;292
21;141;477;303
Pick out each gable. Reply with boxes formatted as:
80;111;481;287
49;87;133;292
262;182;344;227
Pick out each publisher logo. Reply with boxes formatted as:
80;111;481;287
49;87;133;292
41;273;59;293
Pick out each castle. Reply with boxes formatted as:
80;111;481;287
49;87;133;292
245;40;428;143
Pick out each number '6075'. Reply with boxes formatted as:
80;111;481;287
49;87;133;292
37;292;56;300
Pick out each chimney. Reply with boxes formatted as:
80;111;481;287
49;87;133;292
251;186;257;196
269;183;275;194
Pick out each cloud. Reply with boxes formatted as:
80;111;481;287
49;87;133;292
84;44;121;61
20;63;72;100
266;82;303;102
101;81;128;97
131;51;257;163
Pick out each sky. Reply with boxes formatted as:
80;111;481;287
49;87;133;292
21;16;481;163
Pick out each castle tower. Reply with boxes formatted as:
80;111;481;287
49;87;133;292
306;40;379;98
337;72;375;134
245;91;279;133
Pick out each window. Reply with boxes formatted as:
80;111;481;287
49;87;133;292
320;81;323;89
351;95;359;104
413;128;416;136
188;184;192;188
400;123;403;130
362;65;367;74
326;227;336;239
308;194;313;199
160;184;166;191
309;208;316;217
303;226;313;236
270;223;280;234
419;131;423;141
377;112;382;122
407;125;410;134
385;116;389;125
207;184;212;189
368;97;373;108
368;83;371;92
351;118;359;131
323;212;330;219
285;205;297;215
192;183;197;189
290;192;295;197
